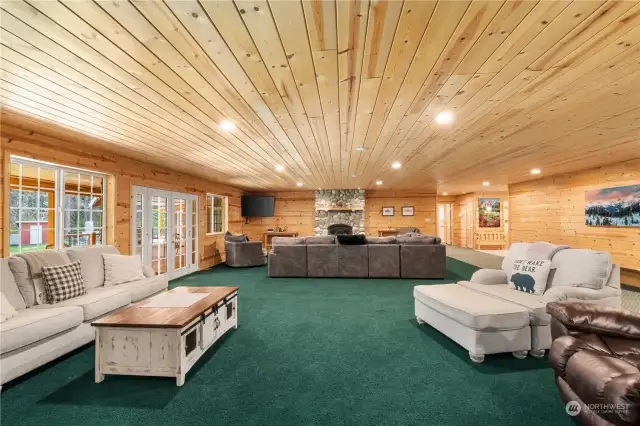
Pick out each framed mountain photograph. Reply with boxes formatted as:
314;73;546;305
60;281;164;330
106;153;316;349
585;184;640;227
478;198;501;228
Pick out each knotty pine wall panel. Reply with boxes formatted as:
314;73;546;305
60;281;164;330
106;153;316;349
0;124;242;269
509;159;640;272
365;191;437;236
241;191;316;242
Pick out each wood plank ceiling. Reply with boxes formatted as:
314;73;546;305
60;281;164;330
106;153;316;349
1;0;639;192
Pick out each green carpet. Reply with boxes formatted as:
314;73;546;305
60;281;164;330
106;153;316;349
1;258;571;425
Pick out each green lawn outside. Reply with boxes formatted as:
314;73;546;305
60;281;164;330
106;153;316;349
9;244;48;254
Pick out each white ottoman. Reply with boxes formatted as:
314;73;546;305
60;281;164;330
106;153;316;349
414;284;531;363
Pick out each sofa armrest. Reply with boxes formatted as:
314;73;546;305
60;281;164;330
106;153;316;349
543;285;621;305
470;269;508;285
546;301;640;340
142;264;155;278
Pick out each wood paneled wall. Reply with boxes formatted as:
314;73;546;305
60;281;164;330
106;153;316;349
365;191;437;236
0;124;242;268
509;160;640;272
241;191;315;243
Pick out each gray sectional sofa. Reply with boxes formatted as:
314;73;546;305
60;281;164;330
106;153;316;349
268;235;446;279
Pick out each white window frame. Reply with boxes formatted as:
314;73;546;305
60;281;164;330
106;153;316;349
206;194;226;235
9;156;107;251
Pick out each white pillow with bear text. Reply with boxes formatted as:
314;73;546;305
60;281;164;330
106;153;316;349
508;259;552;296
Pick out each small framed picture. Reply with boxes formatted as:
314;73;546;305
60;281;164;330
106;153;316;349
402;206;414;216
382;206;394;216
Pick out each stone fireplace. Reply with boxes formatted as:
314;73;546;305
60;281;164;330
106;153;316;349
314;189;365;236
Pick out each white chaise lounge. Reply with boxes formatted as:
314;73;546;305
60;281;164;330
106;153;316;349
415;243;621;362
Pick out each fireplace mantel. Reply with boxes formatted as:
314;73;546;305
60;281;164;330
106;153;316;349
317;207;364;212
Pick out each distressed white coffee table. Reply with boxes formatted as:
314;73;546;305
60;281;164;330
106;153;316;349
92;286;238;386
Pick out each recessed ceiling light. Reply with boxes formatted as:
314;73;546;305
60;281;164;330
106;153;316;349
275;165;284;172
219;120;235;131
434;111;454;125
531;168;541;175
296;182;303;187
376;180;383;185
442;192;448;196
356;146;368;151
391;161;402;169
482;181;490;186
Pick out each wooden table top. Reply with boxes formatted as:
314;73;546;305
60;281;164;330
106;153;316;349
92;286;238;329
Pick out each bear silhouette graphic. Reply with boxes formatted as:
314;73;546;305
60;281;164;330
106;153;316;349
511;273;535;293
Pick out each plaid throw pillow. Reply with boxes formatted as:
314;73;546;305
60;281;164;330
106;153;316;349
42;261;87;303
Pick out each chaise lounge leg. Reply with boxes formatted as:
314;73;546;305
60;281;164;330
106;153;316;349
469;352;485;363
416;316;425;324
512;350;528;360
529;349;545;358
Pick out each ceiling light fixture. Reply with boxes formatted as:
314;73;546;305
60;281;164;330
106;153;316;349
391;161;402;169
531;168;541;175
356;146;368;151
376;180;383;185
434;111;454;125
219;120;235;131
482;181;490;186
275;165;284;172
442;192;448;196
296;182;303;187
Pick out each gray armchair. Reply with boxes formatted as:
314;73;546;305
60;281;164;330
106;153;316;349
224;234;265;267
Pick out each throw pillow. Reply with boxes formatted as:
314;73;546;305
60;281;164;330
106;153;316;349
337;234;366;245
508;259;552;295
41;261;87;303
103;253;145;286
224;232;248;243
0;293;18;322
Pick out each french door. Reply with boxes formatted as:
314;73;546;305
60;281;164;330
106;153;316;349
132;186;198;279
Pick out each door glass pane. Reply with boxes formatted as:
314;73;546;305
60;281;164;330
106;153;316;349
174;198;187;270
191;199;197;266
135;193;144;260
151;195;168;274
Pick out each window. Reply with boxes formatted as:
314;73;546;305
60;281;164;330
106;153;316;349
206;194;225;234
9;157;107;254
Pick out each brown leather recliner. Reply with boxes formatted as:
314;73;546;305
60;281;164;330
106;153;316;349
547;302;640;426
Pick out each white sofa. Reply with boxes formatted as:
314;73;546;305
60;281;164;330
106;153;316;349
415;243;621;362
1;245;168;386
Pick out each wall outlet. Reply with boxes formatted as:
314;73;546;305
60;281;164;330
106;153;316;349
521;218;526;223
425;218;431;223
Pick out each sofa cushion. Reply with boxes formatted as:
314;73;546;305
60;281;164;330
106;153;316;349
12;251;71;306
366;236;397;244
397;235;435;244
0;305;83;354
116;275;168;302
1;258;26;311
66;245;119;289
501;243;532;281
7;257;33;307
414;284;530;331
272;237;306;245
42;261;87;303
459;282;551;326
305;235;335;245
337;234;366;245
33;286;131;321
103;253;145;286
549;249;612;290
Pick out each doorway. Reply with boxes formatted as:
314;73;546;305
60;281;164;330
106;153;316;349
131;186;198;279
437;203;453;245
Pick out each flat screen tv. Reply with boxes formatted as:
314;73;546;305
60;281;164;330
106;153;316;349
241;195;275;217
